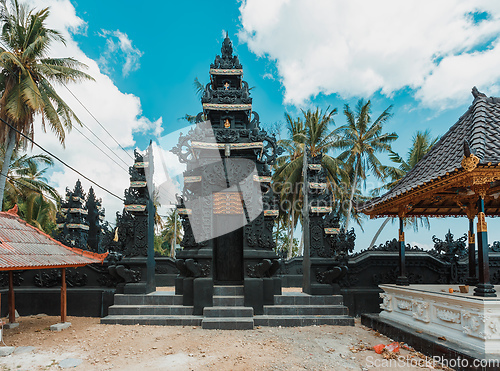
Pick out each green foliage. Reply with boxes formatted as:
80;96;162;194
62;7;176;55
155;209;182;257
333;100;397;228
0;146;59;233
380;129;439;191
369;130;440;246
0;0;93;208
273;219;299;258
1;146;59;208
273;107;342;252
154;234;170;256
0;0;93;144
17;192;57;234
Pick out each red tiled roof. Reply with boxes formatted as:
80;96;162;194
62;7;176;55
0;211;108;271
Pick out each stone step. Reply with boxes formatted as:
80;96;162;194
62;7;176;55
113;293;183;306
108;305;194;316
273;295;343;306
202;318;254;330
213;296;244;306
213;285;244;296
100;315;202;326
253;315;354;327
203;306;254;318
263;305;347;316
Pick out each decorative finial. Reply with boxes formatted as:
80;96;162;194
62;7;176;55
472;86;486;99
6;204;18;216
461;139;479;171
221;33;233;58
463;139;471;158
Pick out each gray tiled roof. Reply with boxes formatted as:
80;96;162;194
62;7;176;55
362;88;500;210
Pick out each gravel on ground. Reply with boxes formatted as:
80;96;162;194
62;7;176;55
0;314;453;370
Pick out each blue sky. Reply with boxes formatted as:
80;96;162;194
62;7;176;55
29;0;500;250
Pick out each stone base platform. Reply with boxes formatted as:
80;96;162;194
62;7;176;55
362;313;500;371
101;286;354;329
375;284;500;356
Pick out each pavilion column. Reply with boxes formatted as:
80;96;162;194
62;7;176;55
466;215;478;285
61;268;67;323
396;217;409;286
8;271;15;324
474;195;496;297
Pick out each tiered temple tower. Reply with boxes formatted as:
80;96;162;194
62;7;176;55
86;187;106;253
55;180;89;249
302;149;355;295
171;35;282;314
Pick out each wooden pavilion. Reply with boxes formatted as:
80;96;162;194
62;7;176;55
359;87;500;297
0;206;107;327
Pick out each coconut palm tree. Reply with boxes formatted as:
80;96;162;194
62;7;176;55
159;208;182;257
368;130;439;247
18;191;57;233
334;100;397;229
0;0;93;207
382;130;439;190
1;146;59;209
273;107;342;258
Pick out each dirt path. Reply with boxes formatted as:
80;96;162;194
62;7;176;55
0;315;452;370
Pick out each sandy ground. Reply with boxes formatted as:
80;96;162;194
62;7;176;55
0;315;452;370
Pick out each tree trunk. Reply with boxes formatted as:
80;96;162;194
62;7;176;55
344;159;360;230
369;217;391;248
0;129;16;210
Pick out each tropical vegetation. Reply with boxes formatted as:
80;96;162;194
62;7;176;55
368;130;439;247
273;108;341;258
0;0;93;209
334;100;397;229
154;208;182;257
1;146;59;232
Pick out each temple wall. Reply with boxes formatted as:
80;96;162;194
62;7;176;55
2;248;499;318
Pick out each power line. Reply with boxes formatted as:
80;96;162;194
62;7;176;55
60;83;134;161
0;117;124;201
0;39;133;172
69;123;129;173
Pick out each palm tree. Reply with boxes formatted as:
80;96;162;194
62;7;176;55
382;130;439;190
18;192;57;233
1;146;59;209
273;107;342;258
155;208;182;257
369;130;439;247
334;100;397;229
0;0;93;207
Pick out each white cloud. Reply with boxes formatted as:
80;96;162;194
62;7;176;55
238;0;500;109
98;29;143;77
22;0;160;222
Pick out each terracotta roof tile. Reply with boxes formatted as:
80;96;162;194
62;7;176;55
0;211;107;271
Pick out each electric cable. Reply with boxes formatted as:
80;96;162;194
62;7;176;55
0;40;133;172
0;117;124;201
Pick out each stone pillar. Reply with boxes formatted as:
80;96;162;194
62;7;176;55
474;196;496;297
396;217;409;286
466;215;478;285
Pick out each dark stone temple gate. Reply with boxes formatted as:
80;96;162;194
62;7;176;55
100;35;353;329
171;34;282;314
